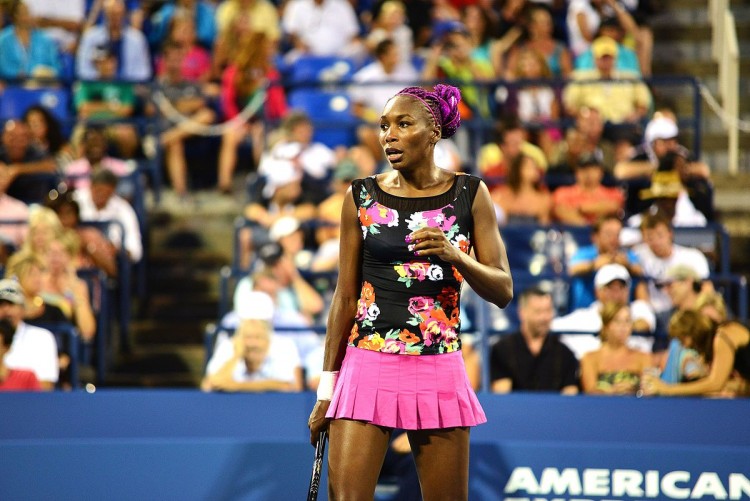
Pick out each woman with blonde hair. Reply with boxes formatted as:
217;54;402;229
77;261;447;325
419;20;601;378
580;302;652;395
21;205;65;258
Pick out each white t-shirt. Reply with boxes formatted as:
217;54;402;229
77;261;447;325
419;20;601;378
26;0;84;49
282;0;360;56
349;60;419;116
4;322;59;383
566;0;601;57
74;188;143;263
632;243;711;313
206;331;301;385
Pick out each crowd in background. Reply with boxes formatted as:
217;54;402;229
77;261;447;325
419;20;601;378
0;0;746;397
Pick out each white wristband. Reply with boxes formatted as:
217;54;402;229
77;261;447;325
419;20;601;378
316;371;339;401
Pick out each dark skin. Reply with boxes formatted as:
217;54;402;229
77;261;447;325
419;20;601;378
308;94;513;501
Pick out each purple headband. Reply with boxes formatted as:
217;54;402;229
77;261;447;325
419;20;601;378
395;84;462;139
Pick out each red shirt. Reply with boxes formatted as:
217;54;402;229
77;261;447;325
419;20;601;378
0;368;42;391
552;184;624;224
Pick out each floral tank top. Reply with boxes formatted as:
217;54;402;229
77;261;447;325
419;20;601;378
347;174;481;355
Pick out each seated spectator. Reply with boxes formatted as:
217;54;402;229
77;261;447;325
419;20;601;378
154;40;216;198
0;278;59;390
0;316;41;391
0;172;29;263
217;31;286;193
18;204;62;258
553;263;656;358
214;0;280;46
567;215;643;310
280;0;362;63
268;216;313;271
64;126;133;191
45;190;118;277
625;171;707;232
477;118;548;190
563;36;651;161
501;46;562;159
421;20;495;118
631;211;712;334
149;0;216;51
74;169;142;263
505;5;572;80
642;310;750;397
552;155;624;225
579;302;652;394
574;17;641;75
350;38;419;161
76;0;151;81
566;0;639;61
366;0;414;64
155;11;212;83
0;0;61;80
5;251;67;326
0;119;57;204
490;286;579;394
616;114;714;222
22;105;74;166
202;291;303;392
490;153;551;225
25;0;85;55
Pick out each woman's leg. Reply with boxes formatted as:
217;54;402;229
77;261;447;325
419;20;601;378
407;427;471;501
328;419;392;501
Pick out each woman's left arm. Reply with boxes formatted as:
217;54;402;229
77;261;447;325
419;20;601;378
411;180;513;308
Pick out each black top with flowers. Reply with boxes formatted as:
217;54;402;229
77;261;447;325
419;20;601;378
348;174;481;355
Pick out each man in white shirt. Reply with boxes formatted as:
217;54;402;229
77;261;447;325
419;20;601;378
26;0;85;53
74;169;142;263
0;279;58;390
281;0;361;61
552;264;656;359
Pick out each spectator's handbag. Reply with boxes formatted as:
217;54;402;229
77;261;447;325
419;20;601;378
307;430;328;501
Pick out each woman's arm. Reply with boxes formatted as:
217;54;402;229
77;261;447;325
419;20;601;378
579;352;603;394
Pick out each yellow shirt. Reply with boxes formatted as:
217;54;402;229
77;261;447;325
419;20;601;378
563;69;651;124
215;0;281;41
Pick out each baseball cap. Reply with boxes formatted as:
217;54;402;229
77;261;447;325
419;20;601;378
333;158;360;182
0;279;24;305
592;36;619;58
644;116;679;144
663;264;700;283
256;241;283;265
432;20;469;42
269;216;300;242
235;291;275;321
594;264;631;289
639;171;683;200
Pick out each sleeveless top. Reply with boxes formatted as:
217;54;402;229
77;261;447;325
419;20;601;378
596;371;641;393
718;327;750;380
347;174;481;355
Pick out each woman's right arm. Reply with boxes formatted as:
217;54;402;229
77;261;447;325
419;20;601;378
308;187;363;444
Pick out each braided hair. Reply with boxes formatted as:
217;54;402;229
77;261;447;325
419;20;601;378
395;84;462;139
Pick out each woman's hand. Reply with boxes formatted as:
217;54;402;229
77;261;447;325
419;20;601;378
407;228;462;264
639;373;667;396
308;400;331;446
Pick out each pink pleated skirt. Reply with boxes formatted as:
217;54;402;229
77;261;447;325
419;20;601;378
325;346;486;430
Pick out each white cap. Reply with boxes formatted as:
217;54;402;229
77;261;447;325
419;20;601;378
644;117;678;144
235;291;275;321
269;216;300;241
594;264;631;289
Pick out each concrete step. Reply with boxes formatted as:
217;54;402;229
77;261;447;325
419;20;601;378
106;344;205;388
129;319;209;345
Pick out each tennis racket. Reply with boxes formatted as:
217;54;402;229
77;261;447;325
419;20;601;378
307;430;328;501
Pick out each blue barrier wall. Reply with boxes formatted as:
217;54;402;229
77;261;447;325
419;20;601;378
1;391;749;501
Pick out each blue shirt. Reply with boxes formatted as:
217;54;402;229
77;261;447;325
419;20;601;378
574;45;641;75
149;2;216;49
568;244;641;310
0;27;60;79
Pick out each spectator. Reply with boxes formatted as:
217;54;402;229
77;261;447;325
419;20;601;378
490;153;552;225
566;0;639;60
0;171;29;261
0;0;61;80
553;263;656;358
0;316;41;391
477;118;547;190
46;191;118;277
366;0;414;64
155;11;212;83
149;0;216;51
217;31;286;193
642;310;750;397
64;126;133;191
22;105;73;164
350;38;419;161
567;215;643;310
214;0;280;44
25;0;85;55
154;40;216;198
552;155;624;225
0;120;57;205
574;17;641;75
563;36;651;161
490;286;579;394
461;4;499;70
631;211;712;332
421;20;495;118
281;0;362;62
268;215;313;271
202;291;303;392
74;169;142;263
0;278;58;390
506;5;572;80
547;117;604;181
18;204;63;258
5;251;67;323
76;0;151;81
579;302;652;394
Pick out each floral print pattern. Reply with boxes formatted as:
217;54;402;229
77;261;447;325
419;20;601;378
348;175;479;355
